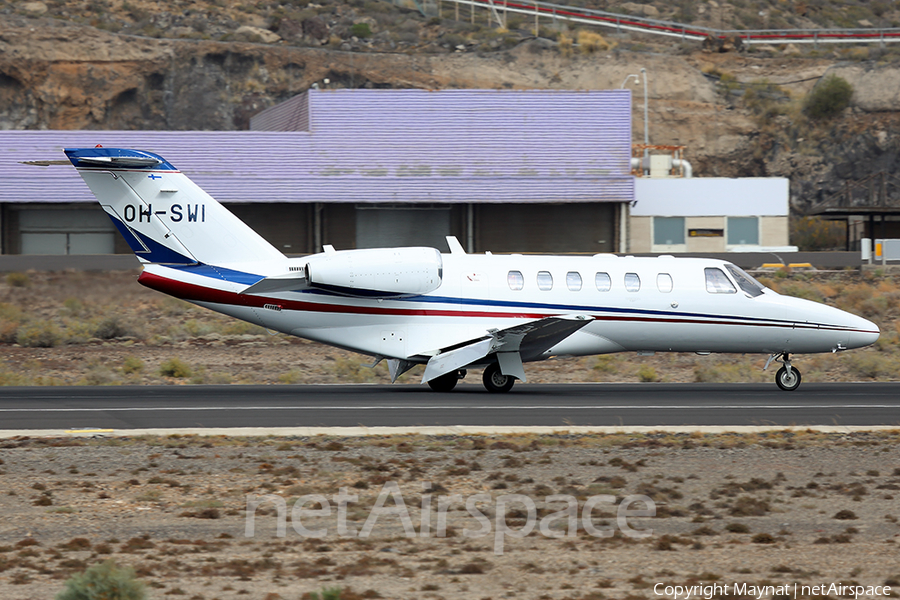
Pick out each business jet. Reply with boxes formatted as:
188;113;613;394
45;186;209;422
55;147;879;393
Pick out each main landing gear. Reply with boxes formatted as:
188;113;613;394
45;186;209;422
482;363;515;393
766;352;802;391
427;369;467;392
427;365;517;393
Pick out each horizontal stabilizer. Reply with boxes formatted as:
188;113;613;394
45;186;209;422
241;272;309;295
20;160;72;166
75;155;162;167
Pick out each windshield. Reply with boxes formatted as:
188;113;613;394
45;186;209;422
725;264;765;298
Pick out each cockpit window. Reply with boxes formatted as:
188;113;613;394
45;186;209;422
726;264;765;298
705;268;736;294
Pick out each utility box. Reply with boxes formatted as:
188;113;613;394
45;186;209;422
649;155;671;178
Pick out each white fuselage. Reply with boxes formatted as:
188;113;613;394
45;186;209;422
139;253;879;363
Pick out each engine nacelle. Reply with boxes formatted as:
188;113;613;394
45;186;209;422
306;247;443;298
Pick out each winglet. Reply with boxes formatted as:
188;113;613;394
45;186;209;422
446;236;466;255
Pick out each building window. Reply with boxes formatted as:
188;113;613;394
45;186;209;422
595;272;611;292
624;273;641;292
728;217;759;246
657;273;673;293
566;272;582;291
537;271;553;291
654;217;685;246
508;271;524;291
705;268;736;294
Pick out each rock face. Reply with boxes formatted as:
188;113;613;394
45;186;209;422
3;15;900;212
0;17;720;131
830;64;900;113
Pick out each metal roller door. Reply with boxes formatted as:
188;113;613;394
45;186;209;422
18;208;115;255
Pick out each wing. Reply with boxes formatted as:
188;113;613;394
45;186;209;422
421;314;594;384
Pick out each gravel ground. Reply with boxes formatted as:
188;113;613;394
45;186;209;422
1;432;899;599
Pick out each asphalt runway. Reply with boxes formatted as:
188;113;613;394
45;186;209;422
0;383;898;430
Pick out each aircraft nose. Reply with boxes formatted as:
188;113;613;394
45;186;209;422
838;312;880;350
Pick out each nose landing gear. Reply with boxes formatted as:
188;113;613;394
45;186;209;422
766;353;802;391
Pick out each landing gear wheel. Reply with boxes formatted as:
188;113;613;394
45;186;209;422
428;371;460;393
775;365;802;391
482;363;515;393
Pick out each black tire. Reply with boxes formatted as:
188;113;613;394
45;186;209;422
775;365;802;391
427;371;459;392
482;363;515;393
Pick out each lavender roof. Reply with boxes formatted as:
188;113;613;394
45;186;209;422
3;89;633;204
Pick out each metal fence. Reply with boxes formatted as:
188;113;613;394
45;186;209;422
385;0;900;46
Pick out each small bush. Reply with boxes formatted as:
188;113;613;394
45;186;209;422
834;509;858;520
93;316;131;340
725;522;750;533
5;272;30;287
159;358;192;378
576;29;614;53
637;365;658;383
804;75;853;120
122;356;144;375
307;587;343;600
350;22;371;37
752;532;776;544
55;560;147;600
729;496;770;516
17;321;62;348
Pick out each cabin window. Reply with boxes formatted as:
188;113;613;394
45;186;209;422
657;273;673;293
507;270;524;291
537;271;553;291
624;273;641;292
705;267;736;294
566;271;582;291
725;264;765;298
595;272;611;292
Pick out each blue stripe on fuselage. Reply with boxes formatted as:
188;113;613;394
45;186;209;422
171;264;802;327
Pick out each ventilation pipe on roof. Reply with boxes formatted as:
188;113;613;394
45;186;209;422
630;157;693;178
672;158;692;178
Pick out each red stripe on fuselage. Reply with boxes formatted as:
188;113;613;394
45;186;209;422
138;271;549;319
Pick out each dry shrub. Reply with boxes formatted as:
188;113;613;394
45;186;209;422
558;31;573;56
17;321;62;347
729;496;769;516
576;29;614;53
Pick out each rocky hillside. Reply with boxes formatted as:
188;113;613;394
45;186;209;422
4;0;900;215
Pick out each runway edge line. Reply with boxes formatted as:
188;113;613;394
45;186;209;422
1;425;899;439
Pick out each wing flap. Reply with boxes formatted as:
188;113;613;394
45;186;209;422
496;314;594;361
421;314;594;383
422;337;494;384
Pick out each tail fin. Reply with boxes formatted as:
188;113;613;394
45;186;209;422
65;147;285;266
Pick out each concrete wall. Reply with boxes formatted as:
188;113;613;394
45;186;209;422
630;216;789;253
629;177;791;253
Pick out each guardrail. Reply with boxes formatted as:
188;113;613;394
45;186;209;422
393;0;900;46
